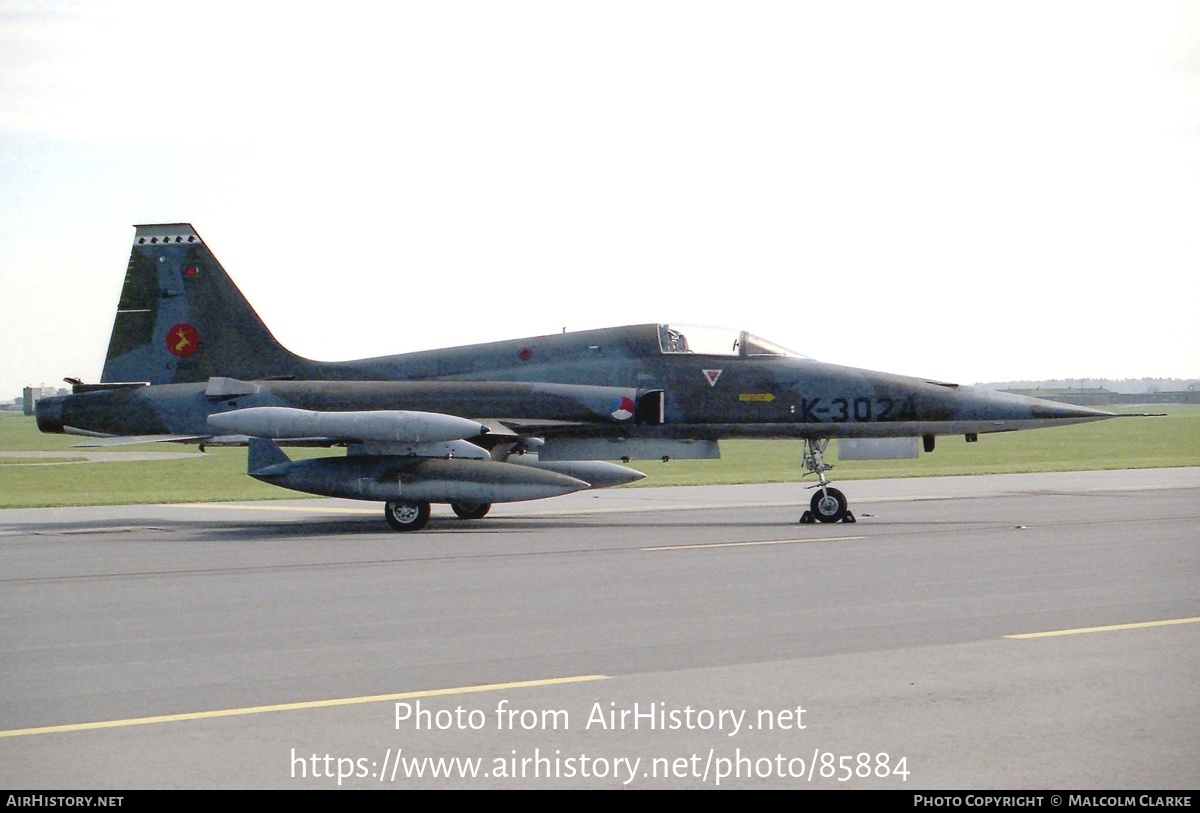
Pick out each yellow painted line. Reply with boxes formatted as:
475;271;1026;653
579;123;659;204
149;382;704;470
646;536;866;551
1006;616;1200;639
0;675;608;739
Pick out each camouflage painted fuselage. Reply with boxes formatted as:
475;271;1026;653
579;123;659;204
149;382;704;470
41;322;1111;444
39;222;1111;471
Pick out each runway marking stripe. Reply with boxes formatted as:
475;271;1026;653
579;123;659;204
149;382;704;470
647;536;866;551
1006;616;1200;639
0;674;608;739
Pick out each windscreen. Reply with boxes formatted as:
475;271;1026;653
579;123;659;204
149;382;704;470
657;324;809;358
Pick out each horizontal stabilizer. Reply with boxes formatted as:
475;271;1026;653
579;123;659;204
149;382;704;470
69;382;149;394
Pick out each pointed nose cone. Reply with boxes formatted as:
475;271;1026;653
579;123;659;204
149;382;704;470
1029;398;1115;422
995;390;1116;427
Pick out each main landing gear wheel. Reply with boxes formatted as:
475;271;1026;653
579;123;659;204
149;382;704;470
809;487;848;523
451;502;492;520
384;500;431;532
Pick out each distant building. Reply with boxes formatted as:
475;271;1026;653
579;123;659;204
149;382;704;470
18;386;68;415
22;387;43;416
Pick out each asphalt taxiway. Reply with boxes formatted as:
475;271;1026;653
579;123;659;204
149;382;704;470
1;468;1197;788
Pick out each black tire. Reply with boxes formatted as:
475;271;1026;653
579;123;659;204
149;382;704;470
451;502;492;520
384;500;431;532
810;487;848;523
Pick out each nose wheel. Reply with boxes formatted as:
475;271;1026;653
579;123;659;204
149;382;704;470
799;439;856;524
805;486;850;523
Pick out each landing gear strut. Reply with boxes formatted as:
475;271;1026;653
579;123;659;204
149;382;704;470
798;439;855;524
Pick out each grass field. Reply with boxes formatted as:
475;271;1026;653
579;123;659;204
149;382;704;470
1;405;1196;508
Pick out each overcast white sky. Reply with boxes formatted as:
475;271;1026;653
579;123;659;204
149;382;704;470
2;0;1198;398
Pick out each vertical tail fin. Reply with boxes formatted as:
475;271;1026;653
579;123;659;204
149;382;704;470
101;224;307;384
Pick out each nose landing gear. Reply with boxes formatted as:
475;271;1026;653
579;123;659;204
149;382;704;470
799;439;856;524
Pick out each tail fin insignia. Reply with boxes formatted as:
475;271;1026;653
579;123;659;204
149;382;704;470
166;323;200;357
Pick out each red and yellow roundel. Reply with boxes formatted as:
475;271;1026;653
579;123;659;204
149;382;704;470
166;323;200;357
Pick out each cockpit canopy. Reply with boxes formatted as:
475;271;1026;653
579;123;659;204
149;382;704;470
656;324;809;359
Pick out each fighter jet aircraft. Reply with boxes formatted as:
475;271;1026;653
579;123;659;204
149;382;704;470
37;224;1114;530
